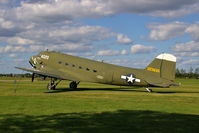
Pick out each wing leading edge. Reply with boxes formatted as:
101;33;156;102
15;67;65;80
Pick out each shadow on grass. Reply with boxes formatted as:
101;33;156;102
45;87;147;93
45;87;199;94
0;110;199;133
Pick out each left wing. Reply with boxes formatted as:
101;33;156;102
15;67;66;79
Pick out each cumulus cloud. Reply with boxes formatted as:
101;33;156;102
175;52;199;57
148;21;199;42
97;49;128;56
131;44;156;54
106;58;150;68
15;0;112;22
9;53;17;58
6;37;35;45
172;41;199;57
172;41;199;52
180;59;199;65
148;22;187;41
0;43;92;53
48;25;113;43
12;0;199;22
147;2;199;18
0;18;15;29
0;23;122;53
117;34;132;44
185;22;199;41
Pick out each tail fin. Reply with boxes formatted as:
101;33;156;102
146;53;176;81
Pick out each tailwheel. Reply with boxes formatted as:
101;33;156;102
146;87;152;93
69;81;79;89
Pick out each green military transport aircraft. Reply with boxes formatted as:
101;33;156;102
16;51;178;92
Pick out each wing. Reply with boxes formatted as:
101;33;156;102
15;67;79;81
15;67;65;79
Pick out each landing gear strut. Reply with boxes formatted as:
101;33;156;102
146;87;152;93
69;81;80;89
47;78;62;90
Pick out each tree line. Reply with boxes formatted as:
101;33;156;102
0;67;199;79
176;67;199;79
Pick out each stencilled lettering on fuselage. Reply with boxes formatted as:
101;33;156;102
41;55;49;60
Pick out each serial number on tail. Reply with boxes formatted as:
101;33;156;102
147;67;160;73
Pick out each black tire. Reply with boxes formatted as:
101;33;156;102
70;81;77;89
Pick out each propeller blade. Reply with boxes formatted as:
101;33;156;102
32;73;35;82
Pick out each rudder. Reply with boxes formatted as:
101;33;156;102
146;53;176;81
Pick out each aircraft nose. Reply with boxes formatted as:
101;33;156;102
29;56;37;68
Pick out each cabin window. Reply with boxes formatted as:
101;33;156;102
93;70;97;72
86;68;90;71
58;61;62;64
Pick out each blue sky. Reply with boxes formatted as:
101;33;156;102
0;0;199;73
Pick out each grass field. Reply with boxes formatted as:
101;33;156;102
0;78;199;133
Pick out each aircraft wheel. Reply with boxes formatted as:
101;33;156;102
70;81;77;89
146;88;152;93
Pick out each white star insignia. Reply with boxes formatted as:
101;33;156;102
127;74;135;83
121;74;141;84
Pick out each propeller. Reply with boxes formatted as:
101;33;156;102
32;73;35;82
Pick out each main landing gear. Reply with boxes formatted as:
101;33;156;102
47;79;79;90
69;81;80;89
47;78;62;90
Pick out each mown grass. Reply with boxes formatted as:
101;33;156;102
0;78;199;133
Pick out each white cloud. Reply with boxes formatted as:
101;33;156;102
9;53;17;58
12;0;199;22
131;44;156;54
147;2;199;18
148;22;187;41
0;43;92;53
180;59;199;65
48;25;112;43
97;49;128;56
185;22;199;41
148;21;199;41
0;45;27;53
117;34;132;44
175;52;199;57
0;18;15;29
6;37;35;45
172;41;199;52
15;0;112;22
106;58;150;68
